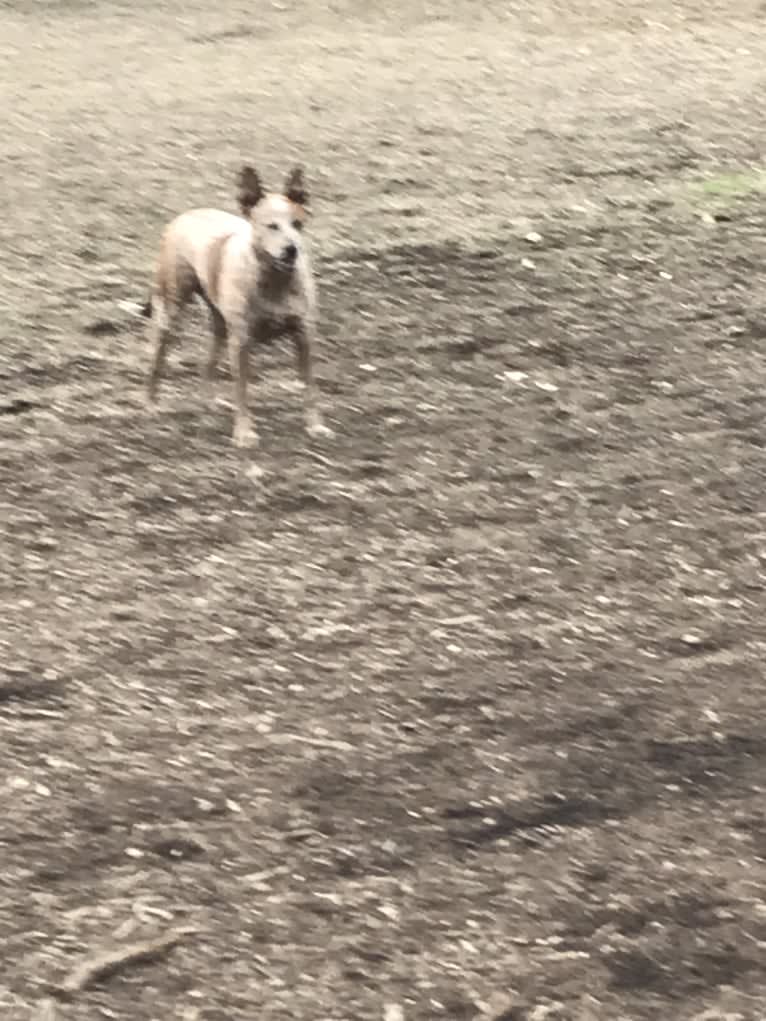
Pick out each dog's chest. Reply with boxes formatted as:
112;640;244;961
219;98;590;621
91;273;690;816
247;290;309;340
248;312;299;343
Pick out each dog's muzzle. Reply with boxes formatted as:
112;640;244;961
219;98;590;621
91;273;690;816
271;243;298;274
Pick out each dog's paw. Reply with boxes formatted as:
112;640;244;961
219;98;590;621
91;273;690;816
306;420;335;440
232;421;260;448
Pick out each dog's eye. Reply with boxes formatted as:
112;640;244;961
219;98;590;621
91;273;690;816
267;223;279;231
292;220;304;231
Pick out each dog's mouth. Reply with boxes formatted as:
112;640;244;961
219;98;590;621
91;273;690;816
259;251;297;274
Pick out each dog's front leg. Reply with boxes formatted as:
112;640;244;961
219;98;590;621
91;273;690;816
229;332;258;448
293;322;333;439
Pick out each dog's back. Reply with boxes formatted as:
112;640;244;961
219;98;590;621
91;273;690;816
156;209;249;306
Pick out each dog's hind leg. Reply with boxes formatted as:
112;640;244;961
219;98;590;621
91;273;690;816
146;296;177;403
202;306;228;388
146;265;195;404
292;323;333;439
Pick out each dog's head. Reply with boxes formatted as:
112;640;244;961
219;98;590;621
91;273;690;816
237;165;309;273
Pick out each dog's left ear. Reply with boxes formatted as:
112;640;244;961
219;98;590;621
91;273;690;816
238;164;264;216
284;166;309;208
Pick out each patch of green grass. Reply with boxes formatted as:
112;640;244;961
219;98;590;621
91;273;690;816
693;168;766;200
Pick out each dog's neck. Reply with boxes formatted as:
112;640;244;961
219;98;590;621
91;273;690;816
257;261;299;300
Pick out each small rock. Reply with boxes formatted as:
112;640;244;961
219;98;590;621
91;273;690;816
524;231;543;244
681;632;702;646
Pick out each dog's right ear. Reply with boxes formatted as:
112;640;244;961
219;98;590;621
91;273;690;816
237;165;264;216
284;166;308;208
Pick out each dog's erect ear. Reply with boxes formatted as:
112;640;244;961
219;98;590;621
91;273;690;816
238;165;264;216
284;166;308;207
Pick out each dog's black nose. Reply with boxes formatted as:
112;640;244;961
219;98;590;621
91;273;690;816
283;243;298;262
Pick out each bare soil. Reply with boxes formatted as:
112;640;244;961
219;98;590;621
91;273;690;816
1;2;765;1019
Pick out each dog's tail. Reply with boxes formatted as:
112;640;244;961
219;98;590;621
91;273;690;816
117;296;153;319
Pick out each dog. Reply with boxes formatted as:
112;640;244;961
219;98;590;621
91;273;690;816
143;165;332;448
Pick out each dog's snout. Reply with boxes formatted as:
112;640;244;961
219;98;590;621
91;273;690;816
283;242;298;262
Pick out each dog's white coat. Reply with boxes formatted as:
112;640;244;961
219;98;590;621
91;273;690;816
146;180;330;448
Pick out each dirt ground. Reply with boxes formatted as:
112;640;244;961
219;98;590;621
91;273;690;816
2;2;766;1019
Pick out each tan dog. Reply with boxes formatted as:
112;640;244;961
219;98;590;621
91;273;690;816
144;165;332;448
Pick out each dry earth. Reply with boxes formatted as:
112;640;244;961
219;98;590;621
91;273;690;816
1;2;766;1019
